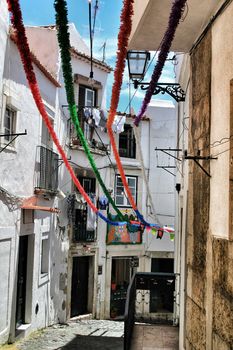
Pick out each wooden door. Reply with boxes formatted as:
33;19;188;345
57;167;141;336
71;256;89;317
16;235;28;327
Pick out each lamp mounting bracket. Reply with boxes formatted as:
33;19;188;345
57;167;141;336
134;82;186;102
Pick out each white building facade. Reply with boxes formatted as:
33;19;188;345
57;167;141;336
0;2;68;344
0;2;178;344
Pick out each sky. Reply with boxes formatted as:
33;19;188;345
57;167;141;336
20;0;175;113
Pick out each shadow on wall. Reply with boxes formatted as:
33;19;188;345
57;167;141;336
55;335;123;350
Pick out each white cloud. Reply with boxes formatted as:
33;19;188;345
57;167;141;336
83;36;118;61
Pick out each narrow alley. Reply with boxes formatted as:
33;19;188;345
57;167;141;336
0;0;233;349
1;320;178;350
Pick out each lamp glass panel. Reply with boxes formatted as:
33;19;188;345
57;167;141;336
128;52;147;78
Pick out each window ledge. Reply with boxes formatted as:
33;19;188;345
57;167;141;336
34;188;58;196
0;142;17;153
111;157;141;169
70;143;109;156
16;324;31;331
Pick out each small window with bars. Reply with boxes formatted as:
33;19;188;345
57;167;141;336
4;106;17;142
119;124;136;159
41;232;49;275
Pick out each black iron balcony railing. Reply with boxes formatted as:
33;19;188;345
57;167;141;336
124;272;176;350
35;146;58;193
73;225;96;243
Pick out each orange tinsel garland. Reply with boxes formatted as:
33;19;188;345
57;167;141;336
106;0;137;210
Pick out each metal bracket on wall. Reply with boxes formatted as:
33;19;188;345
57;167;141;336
57;156;72;169
134;82;186;102
184;150;218;177
157;166;176;177
0;130;27;153
155;148;182;177
155;148;182;162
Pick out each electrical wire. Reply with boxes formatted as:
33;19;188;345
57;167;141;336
212;145;233;157
92;0;99;39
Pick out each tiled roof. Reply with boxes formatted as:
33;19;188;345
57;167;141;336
10;31;61;88
70;47;112;73
116;111;150;121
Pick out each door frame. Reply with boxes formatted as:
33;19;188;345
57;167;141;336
67;249;98;319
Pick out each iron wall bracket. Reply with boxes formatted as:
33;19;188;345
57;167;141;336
134;82;186;102
0;130;27;153
184;151;218;177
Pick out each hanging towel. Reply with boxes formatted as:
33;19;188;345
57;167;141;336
98;195;109;210
92;108;101;126
112;115;126;133
87;194;97;230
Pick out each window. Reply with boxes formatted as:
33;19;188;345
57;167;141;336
73;177;96;242
78;85;97;140
79;85;96;108
22;209;34;224
119;124;136;159
41;233;49;274
115;175;137;207
41;118;53;149
4;106;16;142
36;146;59;192
85;88;95;107
78;176;96;194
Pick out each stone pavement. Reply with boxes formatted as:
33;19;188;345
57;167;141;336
16;320;124;350
12;320;179;350
131;324;179;350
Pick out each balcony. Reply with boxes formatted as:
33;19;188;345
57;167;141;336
68;108;110;154
72;202;97;243
35;146;58;194
73;225;96;243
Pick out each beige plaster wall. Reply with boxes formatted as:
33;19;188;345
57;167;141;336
210;2;233;239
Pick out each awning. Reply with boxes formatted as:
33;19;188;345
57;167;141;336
21;196;60;213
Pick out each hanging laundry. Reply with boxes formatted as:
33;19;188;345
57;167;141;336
99;109;107;128
92;108;101;126
83;107;92;120
87;194;97;230
98;195;109;210
112;115;126;133
75;193;86;210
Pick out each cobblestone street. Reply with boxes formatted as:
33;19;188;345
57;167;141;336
15;320;124;350
0;320;180;350
0;320;179;350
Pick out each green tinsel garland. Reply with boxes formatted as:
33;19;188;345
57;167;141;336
54;0;124;220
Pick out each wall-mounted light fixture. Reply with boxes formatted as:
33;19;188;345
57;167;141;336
127;50;186;102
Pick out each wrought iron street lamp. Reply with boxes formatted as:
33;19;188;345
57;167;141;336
127;50;150;80
126;50;185;102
